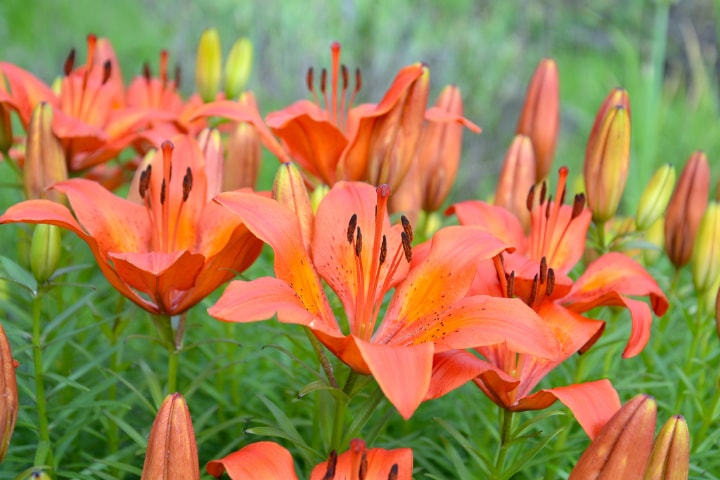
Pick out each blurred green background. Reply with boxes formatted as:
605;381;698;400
2;0;718;207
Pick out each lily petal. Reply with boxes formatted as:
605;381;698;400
206;441;298;480
447;200;527;252
546;379;621;440
425;350;515;400
310;440;413;480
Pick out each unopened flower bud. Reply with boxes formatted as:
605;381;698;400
495;134;536;230
515;58;559;182
642;217;665;266
644;415;690;480
23;102;67;202
195;28;222;103
584;95;631;223
691;202;720;294
273;163;313;251
30;224;62;284
636;164;676;231
224;37;252;99
570;394;657;479
664;151;710;269
224;93;261;191
141;393;199;480
310;184;329;214
0;324;18;464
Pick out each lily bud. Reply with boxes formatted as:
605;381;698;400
224;93;261;191
495;134;536;230
642;217;665;266
310;184;329;214
30;224;62;284
0;324;18;464
417;85;467;212
644;415;690;480
23;102;68;202
584;91;631;223
224;37;252;99
691;202;720;294
636;164;676;231
273;162;314;251
141;393;199;480
515;58;559;182
195;28;222;102
365;64;429;191
197;128;224;200
569;394;657;479
664;151;710;269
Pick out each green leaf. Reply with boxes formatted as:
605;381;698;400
0;255;37;295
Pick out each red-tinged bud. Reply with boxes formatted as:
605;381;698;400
366;64;430;191
691;202;720;294
23;102;68;202
141;393;199;480
273;162;314;251
224;37;252;99
195;28;222;102
584;97;631;223
644;415;690;480
636;164;676;231
0;324;17;464
417;85;467;212
222;92;262;191
515;58;559;182
664;151;710;269
570;394;657;479
586;88;631;152
495;134;536;230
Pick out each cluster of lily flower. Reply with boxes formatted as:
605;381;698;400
0;28;717;479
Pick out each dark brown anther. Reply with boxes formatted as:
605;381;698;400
539;181;547;205
379;235;387;264
306;67;314;92
358;451;368;480
571;193;586;219
138;165;152;199
387;464;399;480
528;273;539;305
355;227;363;257
355;67;362;92
545;195;552;219
401;231;412;262
526;184;536;212
546;268;555;296
322;450;337;480
539;256;547;284
102;60;112;84
347;214;358;243
341;64;349;90
142;62;152;81
506;270;515;298
160;178;167;205
182;167;193;202
320;68;328;93
401;215;414;243
64;48;76;76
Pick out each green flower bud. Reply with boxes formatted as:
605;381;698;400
691;201;720;294
636;164;676;231
30;224;62;283
195;28;222;102
224;37;253;99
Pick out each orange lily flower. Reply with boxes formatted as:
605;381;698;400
209;180;557;419
262;43;478;190
207;438;412;480
443;167;668;431
0;133;262;315
1;35;168;173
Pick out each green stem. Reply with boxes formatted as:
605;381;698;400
493;408;515;479
596;221;607;253
32;293;53;469
167;348;179;394
330;371;358;452
304;327;337;388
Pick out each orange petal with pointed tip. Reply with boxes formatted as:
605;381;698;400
425;350;515;401
206;441;299;480
447;200;527;252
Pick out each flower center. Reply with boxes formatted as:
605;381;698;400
141;50;181;108
61;34;113;124
306;42;362;133
137;140;194;253
345;185;412;341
